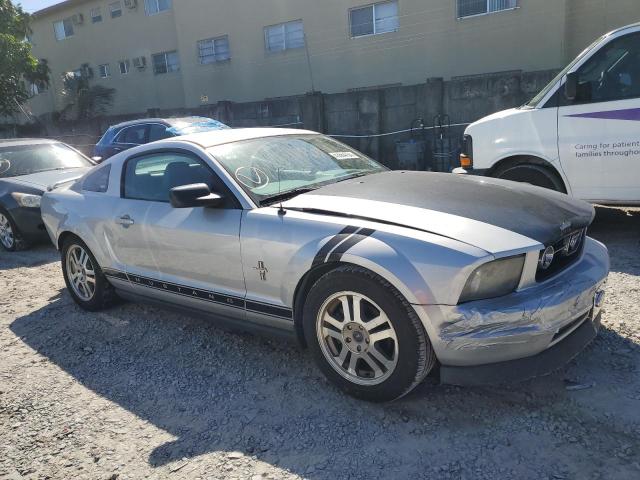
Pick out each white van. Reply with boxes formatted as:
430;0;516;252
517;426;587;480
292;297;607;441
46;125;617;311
456;22;640;204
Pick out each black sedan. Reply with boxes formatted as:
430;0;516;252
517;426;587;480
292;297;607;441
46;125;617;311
0;139;93;251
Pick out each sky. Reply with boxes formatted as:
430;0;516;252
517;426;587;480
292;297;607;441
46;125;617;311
13;0;62;13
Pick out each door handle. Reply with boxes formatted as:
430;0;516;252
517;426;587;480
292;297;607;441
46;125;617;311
116;215;134;227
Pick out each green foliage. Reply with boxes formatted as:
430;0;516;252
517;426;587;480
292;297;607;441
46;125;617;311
58;66;116;120
0;0;49;117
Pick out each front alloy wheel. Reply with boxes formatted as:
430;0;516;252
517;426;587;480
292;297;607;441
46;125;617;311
317;292;399;385
0;213;15;250
304;265;436;402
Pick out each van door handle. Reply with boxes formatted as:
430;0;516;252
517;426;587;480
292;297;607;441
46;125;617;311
116;215;134;227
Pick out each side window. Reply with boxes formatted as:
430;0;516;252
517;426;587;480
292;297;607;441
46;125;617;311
123;152;235;205
82;164;111;193
148;124;173;142
116;125;148;145
574;32;640;104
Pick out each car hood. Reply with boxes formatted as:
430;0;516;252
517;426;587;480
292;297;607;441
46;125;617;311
283;171;594;253
4;168;91;191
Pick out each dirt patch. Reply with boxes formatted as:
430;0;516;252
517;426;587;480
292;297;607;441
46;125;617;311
1;207;639;480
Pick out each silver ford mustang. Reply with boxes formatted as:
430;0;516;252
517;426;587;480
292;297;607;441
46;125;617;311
41;128;609;402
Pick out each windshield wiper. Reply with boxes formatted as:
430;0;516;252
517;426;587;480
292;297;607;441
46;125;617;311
335;172;370;183
25;167;83;175
260;187;318;206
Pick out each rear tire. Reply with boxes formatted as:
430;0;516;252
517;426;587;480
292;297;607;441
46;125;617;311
61;236;118;311
303;265;436;402
494;163;566;193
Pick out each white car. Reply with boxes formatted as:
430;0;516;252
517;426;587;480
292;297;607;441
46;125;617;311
41;129;609;401
456;22;640;204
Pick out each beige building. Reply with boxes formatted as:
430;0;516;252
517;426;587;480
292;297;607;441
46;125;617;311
26;0;640;118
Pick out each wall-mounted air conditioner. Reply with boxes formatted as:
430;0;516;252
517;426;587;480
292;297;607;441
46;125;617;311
132;56;147;69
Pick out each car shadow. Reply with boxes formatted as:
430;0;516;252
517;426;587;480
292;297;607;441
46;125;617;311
10;289;638;478
0;243;58;271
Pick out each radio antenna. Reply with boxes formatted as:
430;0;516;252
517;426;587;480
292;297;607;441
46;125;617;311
277;167;286;216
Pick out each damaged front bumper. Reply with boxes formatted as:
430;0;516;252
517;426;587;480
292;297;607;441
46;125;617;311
417;237;609;385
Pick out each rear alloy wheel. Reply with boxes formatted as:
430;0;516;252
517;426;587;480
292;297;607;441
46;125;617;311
304;265;436;402
66;244;97;301
0;211;27;252
61;237;118;311
495;163;566;193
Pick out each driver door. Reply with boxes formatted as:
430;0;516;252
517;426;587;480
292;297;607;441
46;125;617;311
113;149;246;319
558;31;640;202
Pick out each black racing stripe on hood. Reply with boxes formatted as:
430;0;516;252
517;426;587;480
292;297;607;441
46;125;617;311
312;225;359;267
327;228;375;262
309;171;595;246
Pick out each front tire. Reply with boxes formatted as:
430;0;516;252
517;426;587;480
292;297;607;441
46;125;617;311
0;209;28;252
303;265;436;402
494;163;566;192
61;237;118;311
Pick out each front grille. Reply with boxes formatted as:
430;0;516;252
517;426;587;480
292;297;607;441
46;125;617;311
536;228;586;282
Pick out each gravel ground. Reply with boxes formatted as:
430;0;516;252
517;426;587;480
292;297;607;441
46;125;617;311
1;206;639;480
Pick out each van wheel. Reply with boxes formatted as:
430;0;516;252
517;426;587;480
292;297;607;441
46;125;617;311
494;163;566;193
303;265;436;402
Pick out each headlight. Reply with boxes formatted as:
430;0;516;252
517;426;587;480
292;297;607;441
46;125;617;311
458;255;525;303
11;192;42;208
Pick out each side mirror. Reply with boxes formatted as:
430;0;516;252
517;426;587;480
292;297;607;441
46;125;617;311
169;183;224;208
564;71;579;101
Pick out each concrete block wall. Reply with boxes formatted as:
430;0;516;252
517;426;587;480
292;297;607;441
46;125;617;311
21;68;559;166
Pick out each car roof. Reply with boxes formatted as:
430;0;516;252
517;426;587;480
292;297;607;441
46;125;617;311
109;116;215;130
0;138;61;148
175;128;319;148
608;22;640;36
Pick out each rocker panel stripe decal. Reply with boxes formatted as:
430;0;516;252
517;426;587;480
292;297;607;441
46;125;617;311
102;269;293;320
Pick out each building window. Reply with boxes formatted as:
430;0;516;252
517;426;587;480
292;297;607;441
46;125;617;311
152;51;180;74
457;0;517;18
350;1;399;38
98;64;110;78
53;18;74;40
110;1;123;18
144;0;172;15
198;35;230;64
119;60;130;75
264;20;304;52
91;7;102;23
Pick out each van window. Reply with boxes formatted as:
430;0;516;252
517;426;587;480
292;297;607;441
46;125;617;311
573;32;640;104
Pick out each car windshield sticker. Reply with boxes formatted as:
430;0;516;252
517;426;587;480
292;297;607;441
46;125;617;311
329;151;360;160
235;166;270;190
0;159;10;175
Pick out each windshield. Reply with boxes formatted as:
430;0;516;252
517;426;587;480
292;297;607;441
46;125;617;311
208;134;387;205
525;35;606;108
0;143;93;178
167;118;230;136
